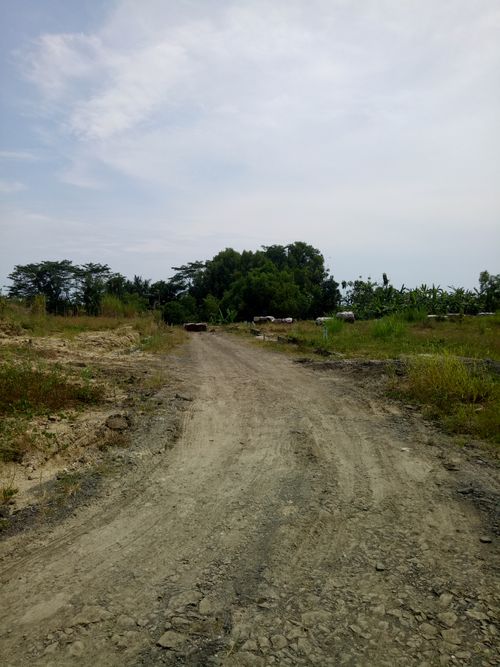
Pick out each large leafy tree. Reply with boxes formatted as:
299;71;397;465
8;260;76;314
75;263;111;316
478;271;500;312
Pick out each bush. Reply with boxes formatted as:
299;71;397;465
371;315;407;339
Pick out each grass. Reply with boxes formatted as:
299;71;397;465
0;303;188;352
0;309;187;465
0;359;104;462
394;354;500;443
229;313;500;361
1;484;18;504
371;315;407;339
0;420;38;463
0;360;103;417
138;322;188;353
1;301;160;338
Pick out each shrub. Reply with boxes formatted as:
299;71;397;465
371;315;407;339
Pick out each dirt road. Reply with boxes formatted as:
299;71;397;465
0;333;498;666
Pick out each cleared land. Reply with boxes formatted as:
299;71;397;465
0;330;498;666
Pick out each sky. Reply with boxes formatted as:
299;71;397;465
0;0;499;291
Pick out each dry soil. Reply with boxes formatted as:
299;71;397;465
0;332;498;666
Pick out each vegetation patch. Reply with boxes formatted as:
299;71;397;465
371;315;407;340
0;360;103;418
0;419;38;463
229;314;500;362
138;322;188;353
393;354;500;443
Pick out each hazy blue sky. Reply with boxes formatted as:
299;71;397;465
1;0;499;290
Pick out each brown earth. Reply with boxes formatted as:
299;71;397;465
0;332;498;666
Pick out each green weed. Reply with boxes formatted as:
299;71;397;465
397;354;499;442
1;485;19;504
371;315;407;340
324;317;344;336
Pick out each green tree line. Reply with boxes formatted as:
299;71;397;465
4;242;499;322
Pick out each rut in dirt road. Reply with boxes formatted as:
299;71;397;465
0;332;498;666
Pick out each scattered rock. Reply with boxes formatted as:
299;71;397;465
175;393;193;402
241;639;258;652
168;590;202;610
297;637;314;656
441;628;461;645
228;652;265;667
479;536;492;544
116;614;135;628
196;597;211;614
438;593;453;608
301;610;332;627
465;609;489;621
105;414;130;431
375;562;386;571
349;624;371;640
70;605;111;626
43;642;59;655
157;630;188;650
420;623;438;639
286;626;307;640
68;640;85;657
258;636;271;650
270;634;288;650
437;612;457;628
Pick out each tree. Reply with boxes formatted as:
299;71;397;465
7;260;76;314
75;263;111;315
162;295;199;325
317;276;341;315
200;250;241;299
478;271;500;312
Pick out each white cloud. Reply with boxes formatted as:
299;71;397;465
21;32;104;100
0;150;38;161
7;1;500;287
0;180;27;194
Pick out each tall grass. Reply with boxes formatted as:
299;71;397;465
371;315;407;339
324;317;344;336
399;354;499;442
401;307;428;323
405;354;494;407
139;323;188;353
